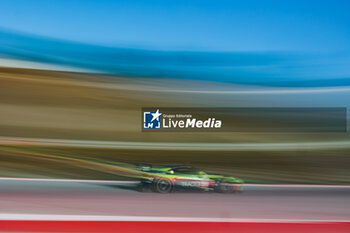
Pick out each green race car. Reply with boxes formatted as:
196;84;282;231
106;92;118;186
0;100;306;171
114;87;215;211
135;164;244;193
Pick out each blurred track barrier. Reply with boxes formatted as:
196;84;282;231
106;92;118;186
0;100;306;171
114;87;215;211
1;214;349;233
1;177;350;188
2;136;350;151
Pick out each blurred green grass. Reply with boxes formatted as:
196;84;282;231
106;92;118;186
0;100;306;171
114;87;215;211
1;68;350;184
1;145;350;184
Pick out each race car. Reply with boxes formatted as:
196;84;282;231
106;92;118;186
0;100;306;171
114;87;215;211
136;164;244;193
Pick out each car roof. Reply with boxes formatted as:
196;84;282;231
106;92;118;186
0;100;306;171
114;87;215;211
155;165;193;169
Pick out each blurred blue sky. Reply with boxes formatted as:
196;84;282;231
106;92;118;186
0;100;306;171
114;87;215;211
0;0;349;52
0;0;349;86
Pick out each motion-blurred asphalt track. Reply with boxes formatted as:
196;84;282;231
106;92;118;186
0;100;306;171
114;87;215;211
1;178;349;221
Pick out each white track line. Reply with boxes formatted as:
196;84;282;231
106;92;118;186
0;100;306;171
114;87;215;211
0;177;137;184
0;177;349;188
244;184;350;188
2;136;350;151
0;214;349;222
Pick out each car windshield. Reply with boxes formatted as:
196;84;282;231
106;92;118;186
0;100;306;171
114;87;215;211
173;167;200;174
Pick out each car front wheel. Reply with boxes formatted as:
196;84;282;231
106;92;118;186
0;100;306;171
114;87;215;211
153;178;173;193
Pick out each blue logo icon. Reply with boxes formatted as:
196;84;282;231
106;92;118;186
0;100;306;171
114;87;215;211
143;109;162;129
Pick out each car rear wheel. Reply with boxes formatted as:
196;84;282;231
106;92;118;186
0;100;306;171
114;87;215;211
153;178;173;193
215;182;240;193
